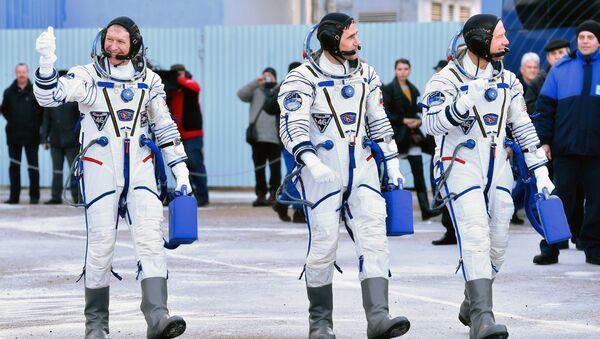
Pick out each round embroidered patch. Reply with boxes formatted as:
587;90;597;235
427;91;446;106
283;92;303;111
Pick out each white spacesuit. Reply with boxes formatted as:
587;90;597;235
280;53;399;288
279;12;410;339
34;17;187;339
422;14;553;339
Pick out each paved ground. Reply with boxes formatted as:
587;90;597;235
0;189;599;338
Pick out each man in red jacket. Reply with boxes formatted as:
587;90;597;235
167;64;208;206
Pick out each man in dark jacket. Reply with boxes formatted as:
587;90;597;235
167;64;208;206
533;20;600;265
382;58;438;221
0;63;43;204
521;39;585;254
41;74;81;204
524;39;571;115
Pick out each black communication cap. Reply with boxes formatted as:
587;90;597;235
462;14;501;61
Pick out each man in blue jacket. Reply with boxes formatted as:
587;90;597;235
533;20;600;265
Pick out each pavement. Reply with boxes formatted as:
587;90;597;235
0;189;599;338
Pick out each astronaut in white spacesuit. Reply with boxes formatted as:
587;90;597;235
422;14;554;339
34;17;188;339
278;13;410;339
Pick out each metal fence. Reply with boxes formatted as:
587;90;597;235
0;21;461;188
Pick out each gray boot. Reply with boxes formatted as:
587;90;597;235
140;277;186;339
307;284;335;339
466;279;508;339
85;287;109;339
460;278;495;327
458;287;470;327
361;278;410;339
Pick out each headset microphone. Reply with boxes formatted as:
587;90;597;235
489;47;510;59
340;45;361;56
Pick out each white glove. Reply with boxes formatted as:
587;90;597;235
533;166;555;194
301;152;337;183
36;26;57;76
171;162;192;194
456;78;487;113
385;157;405;186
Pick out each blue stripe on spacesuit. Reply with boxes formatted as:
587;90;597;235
134;186;160;200
85;190;116;209
292;141;314;157
298;176;312;258
483;144;497;210
35;69;58;89
460;83;509;91
35;80;58;90
97;81;114;88
318;80;334;87
451;186;481;201
439;135;468;281
118;139;131;219
357;184;383;198
444;105;460;126
342;143;357;204
81;133;90;284
496;186;511;195
311;190;341;210
35;68;57;80
167;158;186;168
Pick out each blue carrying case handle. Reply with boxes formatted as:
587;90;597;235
363;138;414;236
506;139;571;244
139;136;168;202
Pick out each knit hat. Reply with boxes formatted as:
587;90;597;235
576;20;600;41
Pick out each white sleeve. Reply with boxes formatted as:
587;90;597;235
34;66;97;107
421;71;468;136
505;72;541;153
363;65;394;142
278;67;316;163
146;71;188;167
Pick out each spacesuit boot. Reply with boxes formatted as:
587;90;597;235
466;279;508;339
361;278;410;339
459;278;495;327
84;287;109;339
307;284;335;339
140;278;186;339
458;286;471;327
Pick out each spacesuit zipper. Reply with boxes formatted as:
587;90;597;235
118;136;131;219
483;142;497;211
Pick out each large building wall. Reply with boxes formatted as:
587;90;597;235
1;0;482;29
0;21;461;188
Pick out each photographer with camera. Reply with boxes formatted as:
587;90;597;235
237;67;282;206
166;64;208;206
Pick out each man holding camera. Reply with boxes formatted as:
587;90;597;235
237;67;282;207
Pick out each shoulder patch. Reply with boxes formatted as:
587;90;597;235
283;92;303;111
427;91;446;107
